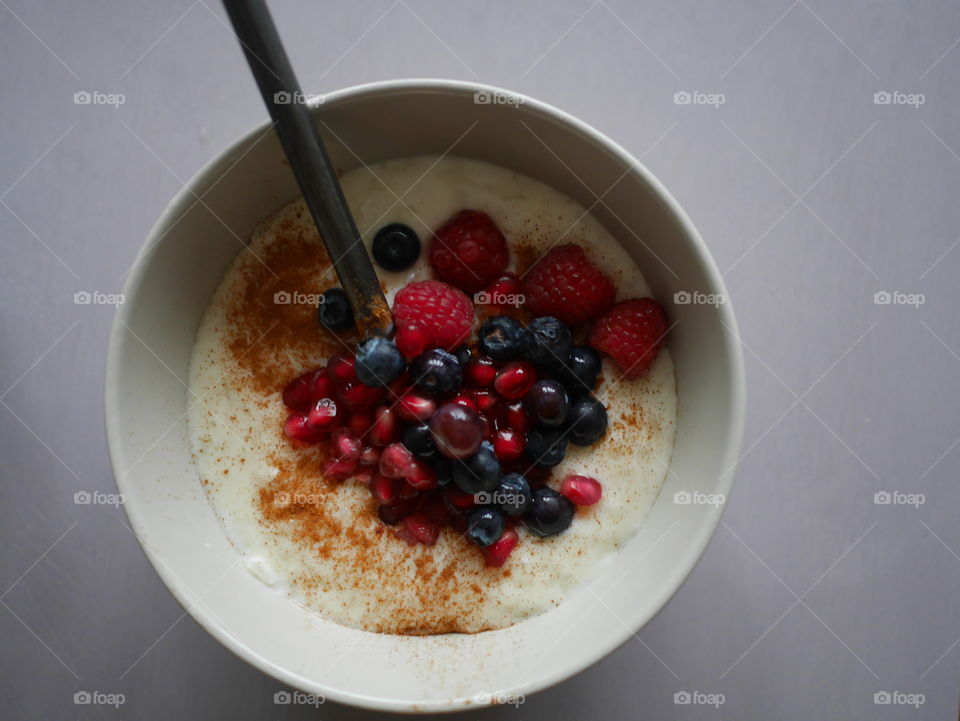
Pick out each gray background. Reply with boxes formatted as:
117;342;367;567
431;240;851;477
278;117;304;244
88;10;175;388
2;0;959;719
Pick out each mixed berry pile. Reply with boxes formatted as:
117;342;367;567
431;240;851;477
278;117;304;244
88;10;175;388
280;210;666;567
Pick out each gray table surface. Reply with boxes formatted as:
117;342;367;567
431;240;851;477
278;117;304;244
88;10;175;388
3;1;959;718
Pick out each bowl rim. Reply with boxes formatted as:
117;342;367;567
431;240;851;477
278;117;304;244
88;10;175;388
105;77;746;713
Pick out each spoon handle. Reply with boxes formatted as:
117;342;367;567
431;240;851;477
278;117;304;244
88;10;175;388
223;0;391;336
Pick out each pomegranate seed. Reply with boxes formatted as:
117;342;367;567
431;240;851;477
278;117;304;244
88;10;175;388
442;485;475;513
346;410;373;437
477;412;494;440
326;354;357;384
493;429;525;462
403;458;438;490
282;370;318;411
483;273;523;306
421;493;453;526
561;475;602;506
400;513;439;546
283;412;323;443
323;457;358;480
370;473;398;504
306;398;340;432
370;406;398;446
312;372;335;402
465;357;498;387
337;381;385;411
395;319;431;358
380;442;415;480
494;361;537;399
358;445;381;466
397;480;419;499
481;528;519;567
397;392;437;422
330;428;362;462
450;392;478;411
472;389;499;414
496;400;530;432
378;497;418;525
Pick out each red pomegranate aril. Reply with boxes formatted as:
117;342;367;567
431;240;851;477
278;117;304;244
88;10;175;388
312;372;335;403
282;371;318;412
472;389;499;414
494;361;537;399
370;473;398;504
323;457;357;480
484;272;523;305
330;428;362;462
465;357;498;387
378;497;417;525
397;480;419;499
370;406;398;446
346;410;373;437
493;429;525;462
401;513;440;546
429;403;486;459
481;528;519;567
561;475;603;506
496;400;530;432
396;392;437;422
442;485;475;513
358;445;381;466
283;412;323;443
379;442;415;480
337;381;385;411
450;392;478;411
395;319;431;358
477;412;493;441
306;398;340;432
403;458;438;490
421;493;453;526
326;354;356;383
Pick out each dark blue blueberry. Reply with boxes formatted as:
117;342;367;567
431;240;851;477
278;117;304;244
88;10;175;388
453;344;472;367
410;349;463;395
478;315;522;361
525;427;567;467
494;472;532;516
525;379;569;428
520;316;572;370
466;506;505;547
566;395;608;446
372;223;420;272
557;346;601;394
354;336;405;387
452;444;501;494
524;487;575;537
317;287;354;332
402;423;437;460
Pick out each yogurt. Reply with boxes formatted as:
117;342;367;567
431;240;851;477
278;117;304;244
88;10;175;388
188;156;677;634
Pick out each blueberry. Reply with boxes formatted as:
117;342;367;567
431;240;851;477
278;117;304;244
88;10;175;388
479;315;522;361
402;423;437;460
410;349;462;395
452;444;501;494
466;506;505;547
557;346;601;394
524;487;574;537
525;427;568;467
354;336;404;387
520;317;572;370
317;288;354;332
495;472;532;516
566;395;608;446
525;379;569;428
453;344;472;367
372;223;420;272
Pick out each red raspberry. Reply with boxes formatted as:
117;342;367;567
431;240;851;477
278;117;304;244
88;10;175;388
393;281;474;350
428;210;509;293
523;244;615;325
589;298;667;378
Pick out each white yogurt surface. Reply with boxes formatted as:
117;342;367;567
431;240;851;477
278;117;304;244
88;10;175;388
188;156;677;634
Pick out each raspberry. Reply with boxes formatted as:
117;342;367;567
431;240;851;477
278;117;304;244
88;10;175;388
428;210;509;293
393;281;474;350
589;298;667;378
523;244;615;325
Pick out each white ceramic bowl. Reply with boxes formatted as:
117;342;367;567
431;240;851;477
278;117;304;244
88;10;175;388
105;79;744;713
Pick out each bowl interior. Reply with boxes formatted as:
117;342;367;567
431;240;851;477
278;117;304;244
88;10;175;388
106;80;744;712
